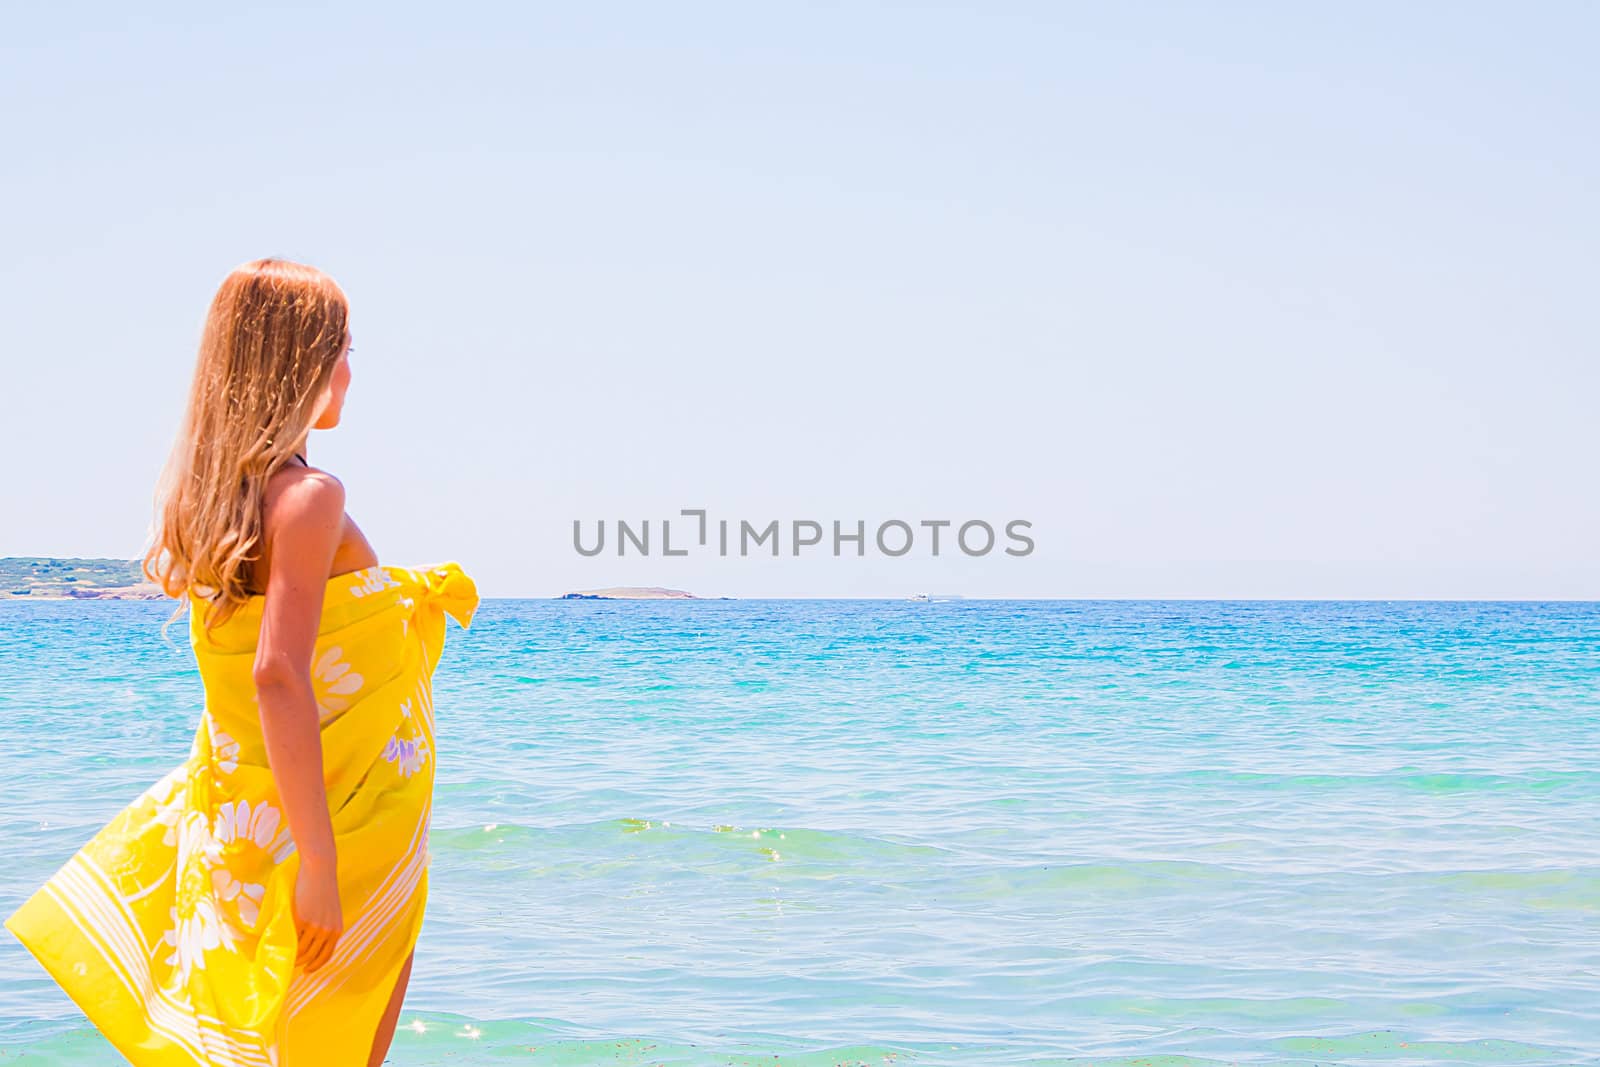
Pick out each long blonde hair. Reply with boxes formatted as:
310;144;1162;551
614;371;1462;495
144;258;350;634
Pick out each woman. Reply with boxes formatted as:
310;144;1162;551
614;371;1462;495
5;258;478;1065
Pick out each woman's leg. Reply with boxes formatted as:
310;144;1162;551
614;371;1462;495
366;950;415;1067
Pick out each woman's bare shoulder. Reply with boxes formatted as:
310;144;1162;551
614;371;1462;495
250;465;348;598
263;464;345;528
257;462;380;589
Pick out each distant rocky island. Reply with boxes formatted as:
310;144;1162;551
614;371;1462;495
1;557;165;600
560;587;701;600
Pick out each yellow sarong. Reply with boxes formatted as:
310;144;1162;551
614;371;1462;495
5;562;479;1066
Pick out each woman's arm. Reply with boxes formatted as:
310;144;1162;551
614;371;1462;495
251;470;347;973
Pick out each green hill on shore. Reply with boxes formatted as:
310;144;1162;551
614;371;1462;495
0;557;165;600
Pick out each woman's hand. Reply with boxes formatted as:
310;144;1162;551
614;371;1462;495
293;852;344;972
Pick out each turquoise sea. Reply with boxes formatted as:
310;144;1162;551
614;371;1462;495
2;598;1598;1066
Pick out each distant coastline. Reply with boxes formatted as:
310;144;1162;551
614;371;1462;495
2;561;723;602
0;557;164;600
559;586;703;600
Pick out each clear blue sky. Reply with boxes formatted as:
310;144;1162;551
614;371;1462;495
3;3;1596;598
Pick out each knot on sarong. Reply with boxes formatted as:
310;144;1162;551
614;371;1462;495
417;561;480;628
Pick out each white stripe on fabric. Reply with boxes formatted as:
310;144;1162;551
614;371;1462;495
77;855;273;1043
287;832;427;1014
49;865;266;1067
286;796;428;1007
39;882;213;1067
284;847;425;1015
416;625;437;734
285;798;430;1015
56;860;269;1067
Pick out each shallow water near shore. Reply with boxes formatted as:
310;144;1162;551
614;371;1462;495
2;597;1598;1065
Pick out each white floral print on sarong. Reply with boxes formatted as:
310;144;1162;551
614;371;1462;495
312;646;363;719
